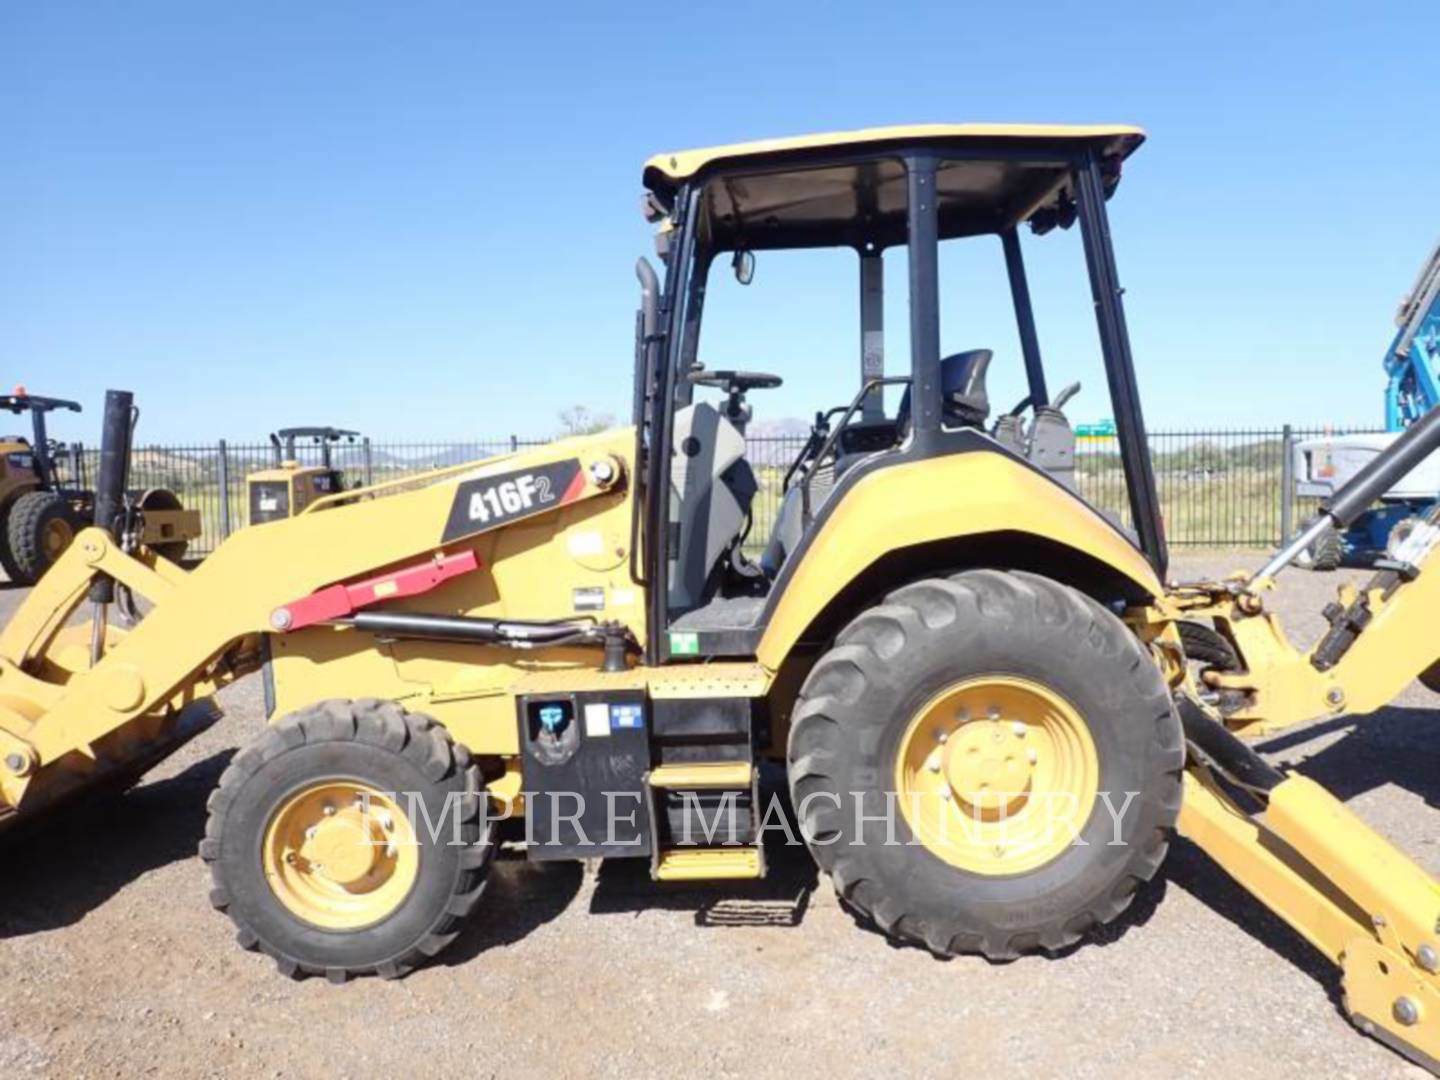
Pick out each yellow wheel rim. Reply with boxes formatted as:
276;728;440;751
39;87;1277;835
42;517;74;562
894;676;1100;875
262;781;420;930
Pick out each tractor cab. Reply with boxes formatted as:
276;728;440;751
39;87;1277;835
0;391;83;492
632;125;1166;662
247;426;361;524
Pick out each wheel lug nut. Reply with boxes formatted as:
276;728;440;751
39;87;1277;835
935;728;949;744
987;706;1000;719
1027;749;1038;764
939;785;952;801
322;804;336;817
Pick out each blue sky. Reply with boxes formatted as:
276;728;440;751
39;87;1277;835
4;0;1437;443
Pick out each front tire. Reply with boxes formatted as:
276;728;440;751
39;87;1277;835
0;499;24;582
1296;520;1343;572
787;569;1183;959
7;490;81;584
202;699;495;981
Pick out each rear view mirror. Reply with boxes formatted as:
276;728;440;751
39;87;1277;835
732;249;755;286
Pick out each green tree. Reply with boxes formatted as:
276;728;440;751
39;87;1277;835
556;406;614;437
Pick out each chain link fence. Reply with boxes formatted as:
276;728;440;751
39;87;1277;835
49;427;1382;559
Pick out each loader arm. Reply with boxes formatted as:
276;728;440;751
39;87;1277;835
0;437;630;816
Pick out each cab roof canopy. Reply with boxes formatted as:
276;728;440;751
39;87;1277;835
643;123;1145;251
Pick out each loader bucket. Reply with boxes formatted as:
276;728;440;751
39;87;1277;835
0;390;230;837
0;697;221;840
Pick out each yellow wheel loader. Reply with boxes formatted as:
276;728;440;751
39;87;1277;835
5;124;1440;1068
246;426;361;525
0;390;200;583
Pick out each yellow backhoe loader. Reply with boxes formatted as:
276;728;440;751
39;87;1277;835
5;124;1440;1069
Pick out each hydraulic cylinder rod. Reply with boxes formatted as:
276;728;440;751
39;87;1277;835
88;389;133;604
1323;402;1440;527
1253;402;1440;583
351;610;598;645
87;389;134;662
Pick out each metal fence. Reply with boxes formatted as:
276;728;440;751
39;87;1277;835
1076;425;1381;548
48;426;1383;558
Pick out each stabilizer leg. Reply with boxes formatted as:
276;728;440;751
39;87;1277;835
1181;764;1440;1072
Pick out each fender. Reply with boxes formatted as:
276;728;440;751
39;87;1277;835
756;448;1163;669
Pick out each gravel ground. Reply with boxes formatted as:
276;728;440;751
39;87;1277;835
1;551;1435;1079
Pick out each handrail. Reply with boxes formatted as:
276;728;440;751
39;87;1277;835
800;377;910;525
781;407;848;494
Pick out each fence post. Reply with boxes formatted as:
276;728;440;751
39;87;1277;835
362;437;374;486
510;434;518;453
217;440;231;540
72;442;85;488
1280;423;1295;544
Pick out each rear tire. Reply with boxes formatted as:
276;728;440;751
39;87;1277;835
7;490;81;584
787;569;1183;959
202;699;495;981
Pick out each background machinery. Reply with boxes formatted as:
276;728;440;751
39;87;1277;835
246;426;362;525
0;390;200;583
1295;238;1440;568
7;126;1440;1070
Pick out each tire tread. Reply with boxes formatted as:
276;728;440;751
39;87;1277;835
789;569;1183;960
201;699;495;981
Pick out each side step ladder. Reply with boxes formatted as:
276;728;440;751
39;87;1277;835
646;762;764;882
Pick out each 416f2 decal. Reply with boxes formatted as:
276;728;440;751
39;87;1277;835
442;458;584;542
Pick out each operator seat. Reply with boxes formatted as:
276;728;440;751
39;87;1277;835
891;349;993;439
938;348;992;427
761;349;993;577
668;403;758;612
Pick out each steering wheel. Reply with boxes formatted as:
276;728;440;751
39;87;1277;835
688;369;783;392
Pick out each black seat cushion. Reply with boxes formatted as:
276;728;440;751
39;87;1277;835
895;348;993;432
940;349;992;426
